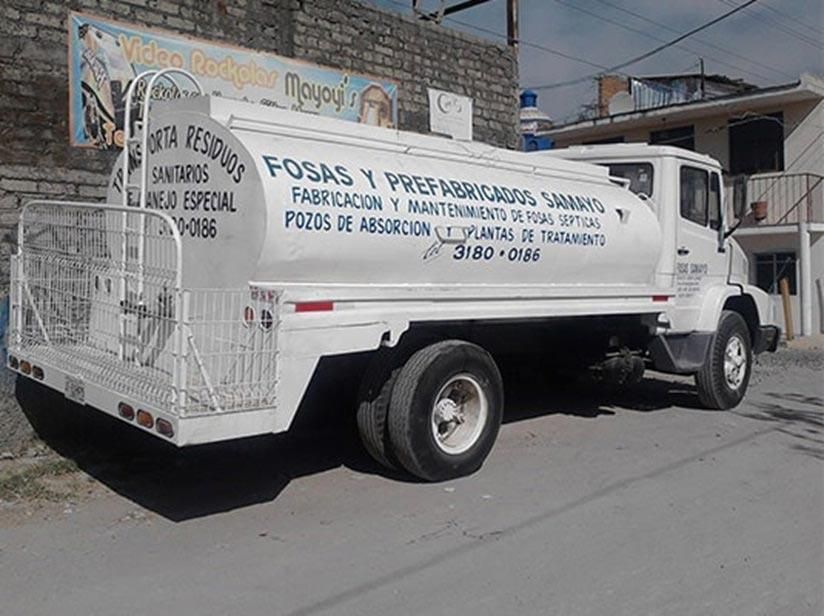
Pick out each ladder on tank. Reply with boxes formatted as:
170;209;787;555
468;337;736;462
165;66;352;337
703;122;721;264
119;69;204;363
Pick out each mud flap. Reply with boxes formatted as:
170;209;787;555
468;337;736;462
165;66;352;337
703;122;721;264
649;332;714;375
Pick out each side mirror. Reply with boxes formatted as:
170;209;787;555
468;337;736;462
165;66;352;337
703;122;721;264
732;175;747;219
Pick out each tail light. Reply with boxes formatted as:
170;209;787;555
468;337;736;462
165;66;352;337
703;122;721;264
118;402;135;421
136;410;154;429
156;418;174;438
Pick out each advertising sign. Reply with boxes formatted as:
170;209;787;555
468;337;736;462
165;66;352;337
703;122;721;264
68;12;398;149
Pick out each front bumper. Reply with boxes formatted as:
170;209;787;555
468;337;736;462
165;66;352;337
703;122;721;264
753;325;780;354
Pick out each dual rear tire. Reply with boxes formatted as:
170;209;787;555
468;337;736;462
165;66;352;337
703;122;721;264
357;340;503;481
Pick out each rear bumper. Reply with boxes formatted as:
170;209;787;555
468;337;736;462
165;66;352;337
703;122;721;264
6;350;278;446
753;325;780;354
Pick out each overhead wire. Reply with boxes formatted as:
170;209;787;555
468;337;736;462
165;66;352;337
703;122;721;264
372;0;611;71
758;1;824;38
717;0;824;49
548;0;777;83
587;0;795;80
373;0;733;105
527;0;761;90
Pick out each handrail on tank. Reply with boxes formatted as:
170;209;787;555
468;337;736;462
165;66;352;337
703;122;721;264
118;69;202;391
137;69;204;209
121;68;204;210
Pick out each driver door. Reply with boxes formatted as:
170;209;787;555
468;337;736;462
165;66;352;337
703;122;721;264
671;164;726;331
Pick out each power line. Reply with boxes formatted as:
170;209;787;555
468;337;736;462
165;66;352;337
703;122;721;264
587;0;794;80
718;0;823;49
372;0;612;72
528;0;761;91
721;0;824;46
759;1;824;38
377;0;732;104
372;0;769;108
548;0;776;84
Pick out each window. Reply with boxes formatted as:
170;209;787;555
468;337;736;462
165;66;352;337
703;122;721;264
755;252;797;295
602;162;654;197
650;125;695;150
729;113;784;175
709;173;721;230
680;166;708;225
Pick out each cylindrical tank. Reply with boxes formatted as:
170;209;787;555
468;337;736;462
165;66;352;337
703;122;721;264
108;98;662;292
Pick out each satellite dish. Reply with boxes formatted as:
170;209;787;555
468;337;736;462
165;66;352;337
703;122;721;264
608;91;634;115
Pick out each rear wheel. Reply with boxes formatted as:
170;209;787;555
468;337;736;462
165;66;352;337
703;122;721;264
388;341;503;481
356;357;401;470
695;310;752;409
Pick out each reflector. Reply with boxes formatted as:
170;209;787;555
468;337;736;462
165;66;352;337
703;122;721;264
156;418;174;438
136;410;154;428
118;402;135;421
243;305;255;327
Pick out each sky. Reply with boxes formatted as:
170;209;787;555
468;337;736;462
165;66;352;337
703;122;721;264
367;0;824;124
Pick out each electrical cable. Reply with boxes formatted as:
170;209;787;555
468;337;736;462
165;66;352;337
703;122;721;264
528;0;761;91
550;0;777;83
718;0;823;49
587;0;795;80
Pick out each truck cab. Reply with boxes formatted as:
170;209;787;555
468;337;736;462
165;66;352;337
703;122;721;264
545;143;780;387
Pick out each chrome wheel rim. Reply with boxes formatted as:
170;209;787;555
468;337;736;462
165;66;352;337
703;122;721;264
723;335;747;390
431;374;488;455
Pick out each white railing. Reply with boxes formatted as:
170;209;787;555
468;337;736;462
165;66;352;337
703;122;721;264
726;172;824;226
10;201;278;417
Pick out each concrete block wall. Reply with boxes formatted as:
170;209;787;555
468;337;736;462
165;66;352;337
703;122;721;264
0;0;518;451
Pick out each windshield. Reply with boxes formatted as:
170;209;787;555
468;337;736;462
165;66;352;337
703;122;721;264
601;163;654;198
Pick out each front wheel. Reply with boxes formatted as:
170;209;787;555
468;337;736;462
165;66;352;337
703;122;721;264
695;310;752;410
387;341;503;481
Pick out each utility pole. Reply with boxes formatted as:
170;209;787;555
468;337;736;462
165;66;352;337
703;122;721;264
699;58;705;99
507;0;519;49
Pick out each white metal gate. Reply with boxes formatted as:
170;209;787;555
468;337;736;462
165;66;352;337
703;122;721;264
10;201;279;417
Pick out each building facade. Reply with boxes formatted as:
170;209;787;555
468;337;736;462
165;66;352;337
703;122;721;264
535;73;824;337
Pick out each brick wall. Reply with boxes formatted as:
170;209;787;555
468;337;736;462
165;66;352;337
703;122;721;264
0;0;518;450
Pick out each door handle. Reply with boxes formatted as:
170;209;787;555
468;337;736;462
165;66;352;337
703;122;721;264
677;246;690;256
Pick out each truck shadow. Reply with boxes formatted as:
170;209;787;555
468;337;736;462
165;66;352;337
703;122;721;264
499;363;703;423
15;363;703;522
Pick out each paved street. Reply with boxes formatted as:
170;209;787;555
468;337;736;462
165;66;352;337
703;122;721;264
1;348;822;616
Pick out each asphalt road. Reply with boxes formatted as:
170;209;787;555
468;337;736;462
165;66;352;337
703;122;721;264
1;349;822;616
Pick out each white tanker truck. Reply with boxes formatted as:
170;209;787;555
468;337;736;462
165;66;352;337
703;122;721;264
8;71;779;481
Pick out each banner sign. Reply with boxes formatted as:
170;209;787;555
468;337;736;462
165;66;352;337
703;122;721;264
68;12;398;149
